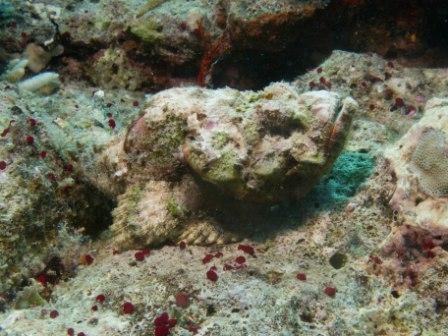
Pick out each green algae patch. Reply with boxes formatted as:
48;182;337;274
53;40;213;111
305;151;375;209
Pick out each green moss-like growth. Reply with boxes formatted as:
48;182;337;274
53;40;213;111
206;150;241;184
137;0;167;17
130;17;164;44
143;113;186;167
166;196;187;218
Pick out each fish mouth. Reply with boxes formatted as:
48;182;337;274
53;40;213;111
330;98;344;126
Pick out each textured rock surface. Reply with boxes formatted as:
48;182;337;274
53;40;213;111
387;98;448;231
0;81;141;297
3;46;448;335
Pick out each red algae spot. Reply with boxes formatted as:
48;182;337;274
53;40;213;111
96;294;106;304
154;312;176;335
235;256;246;264
187;323;200;334
49;310;59;319
64;163;74;173
223;263;234;271
0;160;7;171
214;251;223;258
175;292;190;308
108;118;116;129
387;61;395;68
154;312;169;326
369;255;382;264
154;325;170;336
28;118;37;127
309;81;316;89
296;273;307;281
67;328;75;336
179;241;187;250
46;172;57;181
134;250;145;261
77;332;86;336
133;100;140;107
395;97;405;108
238;244;255;256
91;305;98;311
202;253;214;264
319;76;326;85
25;135;34;145
122;301;135;314
36;273;48;286
206;267;218;282
39;151;47;159
324;286;337;297
80;254;94;266
317;67;323;73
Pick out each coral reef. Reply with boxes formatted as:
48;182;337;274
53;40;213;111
3;0;448;333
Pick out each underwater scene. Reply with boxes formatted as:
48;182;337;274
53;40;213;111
1;0;448;335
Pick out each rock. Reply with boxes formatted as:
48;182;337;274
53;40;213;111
387;97;448;231
17;72;60;95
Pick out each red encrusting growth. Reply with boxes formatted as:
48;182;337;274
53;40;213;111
394;97;405;108
67;328;74;336
235;256;246;264
134;250;146;261
238;244;256;256
36;273;48;286
154;312;176;336
369;255;382;264
187;323;200;334
25;135;34;145
28;118;37;127
206;267;218;282
39;151;47;159
324;286;337;297
202;253;214;264
122;301;135;314
296;272;307;281
49;310;59;319
179;241;187;250
0;160;6;171
108;118;116;129
96;294;106;304
80;254;94;265
175;292;190;308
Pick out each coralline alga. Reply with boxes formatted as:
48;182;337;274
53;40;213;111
102;82;357;250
